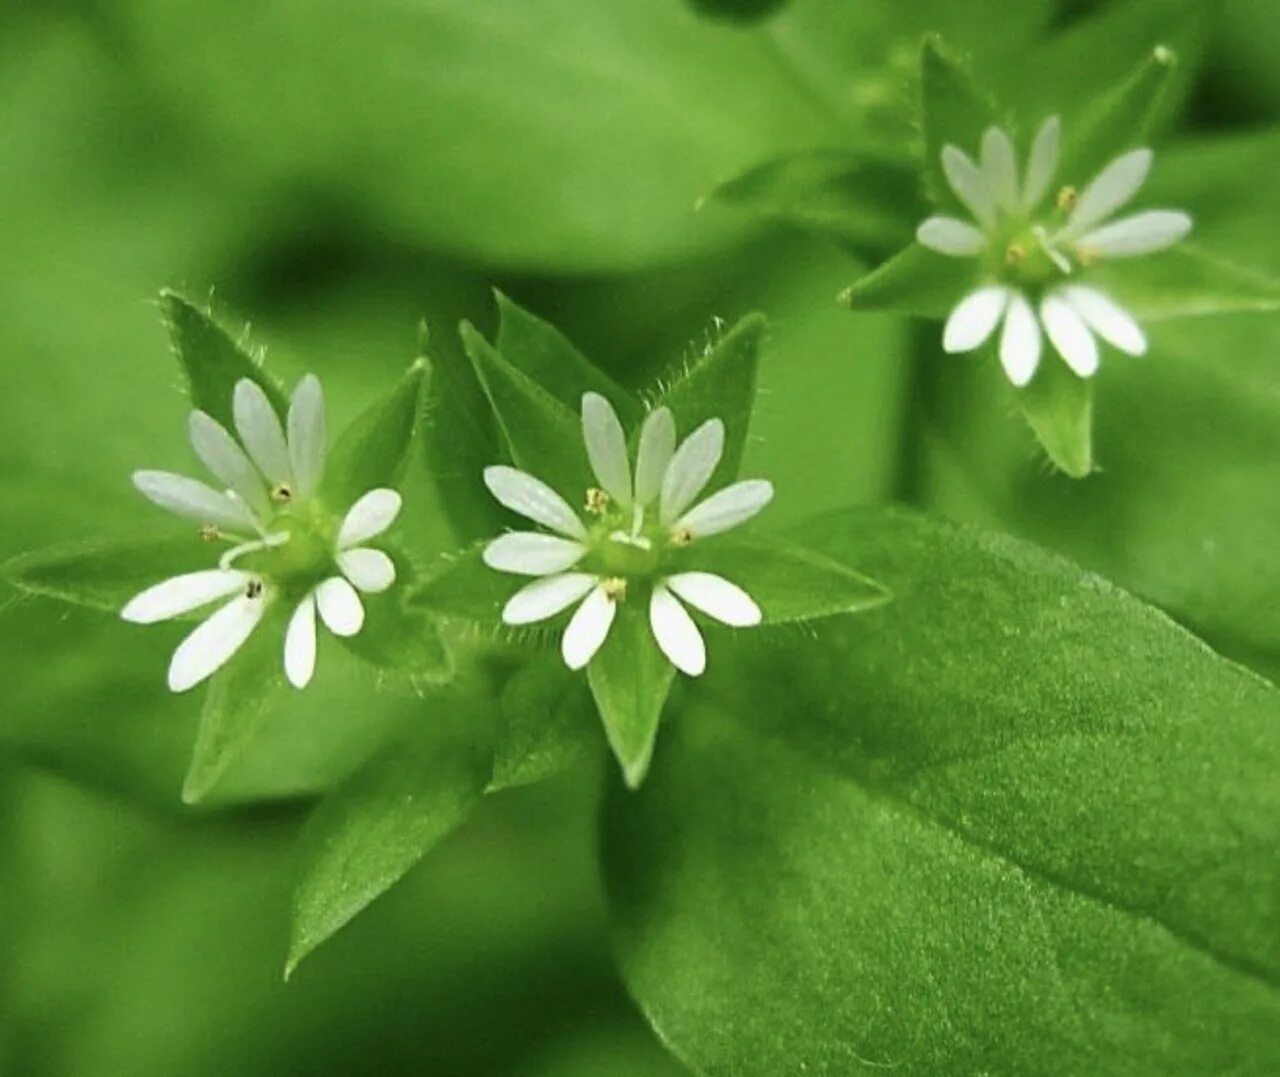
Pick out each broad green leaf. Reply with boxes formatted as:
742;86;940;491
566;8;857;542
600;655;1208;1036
587;603;675;789
160;290;286;427
410;542;514;628
494;292;640;426
1;530;212;616
840;243;972;319
286;692;493;977
336;555;452;684
606;506;1280;1075
181;604;288;804
684;533;889;624
1097;245;1280;320
324;358;427;508
491;652;597;791
462;321;589;498
920;36;1002;209
1016;355;1094;478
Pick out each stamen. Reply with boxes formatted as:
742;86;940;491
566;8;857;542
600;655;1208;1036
245;579;264;599
218;530;290;570
200;524;220;542
271;482;293;503
670;525;694;547
602;577;627;602
1056;186;1078;211
1004;244;1026;266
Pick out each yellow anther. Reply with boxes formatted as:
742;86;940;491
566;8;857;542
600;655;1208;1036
602;577;627;602
245;579;264;599
670;525;694;547
200;524;220;542
271;482;293;503
1056;185;1078;211
585;487;609;514
1004;244;1026;266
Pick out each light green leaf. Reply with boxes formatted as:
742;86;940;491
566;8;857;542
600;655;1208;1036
587;603;675;789
920;36;1003;209
1016;355;1094;478
606;506;1280;1075
286;693;493;977
160;290;286;427
1096;245;1280;320
491;652;597;791
839;243;973;319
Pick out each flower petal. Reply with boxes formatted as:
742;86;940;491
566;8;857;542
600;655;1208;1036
122;568;252;624
483;465;587;540
132;470;260;534
581;391;632;505
675;479;773;540
287;374;327;499
483;532;587;576
1061;148;1153;237
561;584;617;671
337;488;402;549
187;411;271;519
659;418;725;527
1076;209;1192;258
1041;294;1100;378
633;406;676;507
337;547;397;593
980;127;1019;213
1059;285;1147;356
315;576;365;637
502;572;598;625
999;293;1042;388
665;572;761;628
916;216;989;257
1021;115;1060;210
649;584;706;677
167;591;268;693
941;145;997;230
233;379;292;484
943;286;1010;354
284;592;317;689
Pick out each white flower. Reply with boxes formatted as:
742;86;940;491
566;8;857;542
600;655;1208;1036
917;118;1193;386
122;376;402;692
482;392;773;676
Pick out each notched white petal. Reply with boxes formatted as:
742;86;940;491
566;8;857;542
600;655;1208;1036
581;392;632;506
287;374;327;499
999;293;1042;388
940;145;997;231
133;470;259;534
943;286;1009;354
980;127;1020;213
233;379;292;484
483;465;587;540
502;572;597;626
659;418;725;527
167;591;268;693
665;572;761;628
675;479;773;540
122;569;251;624
1022;115;1061;210
337;488;402;549
633;406;676;507
649;584;706;677
1059;285;1147;356
916;216;989;257
483;532;587;576
1061;148;1153;237
1076;209;1192;258
284;593;317;689
188;411;271;518
315;576;365;637
1041;295;1100;378
561;584;617;670
337;547;397;593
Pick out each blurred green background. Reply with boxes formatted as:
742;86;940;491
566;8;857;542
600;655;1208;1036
1;1;1277;1073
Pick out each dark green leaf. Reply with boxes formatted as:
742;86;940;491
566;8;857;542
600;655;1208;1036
491;652;597;791
1016;354;1094;478
409;542;511;628
840;243;973;319
920;36;1003;209
607;506;1280;1075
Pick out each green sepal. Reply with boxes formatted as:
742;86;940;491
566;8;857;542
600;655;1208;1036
683;533;890;625
285;690;493;978
160;289;287;426
1095;245;1280;320
324;358;428;508
336;554;452;683
1016;355;1094;479
1;530;214;616
920;36;1003;210
491;652;597;791
409;542;512;627
840;244;974;319
461;321;588;497
587;602;676;789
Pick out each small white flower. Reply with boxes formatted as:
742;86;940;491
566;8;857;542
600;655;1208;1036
122;376;402;692
482;393;773;676
917;118;1193;386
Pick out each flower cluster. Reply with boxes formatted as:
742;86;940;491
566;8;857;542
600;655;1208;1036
482;393;772;676
122;376;401;691
917;117;1192;386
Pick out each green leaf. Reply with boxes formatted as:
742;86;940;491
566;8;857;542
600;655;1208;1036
160;289;286;427
839;243;973;319
1016;354;1094;478
684;532;889;624
409;542;512;628
1096;245;1280;320
491;652;597;791
461;321;588;497
587;603;675;789
1;530;212;616
606;506;1280;1075
324;358;428;508
286;693;492;977
336;556;452;683
920;36;1002;209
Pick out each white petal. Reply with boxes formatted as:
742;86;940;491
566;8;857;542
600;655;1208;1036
633;407;676;507
675;479;773;540
167;591;268;693
187;411;271;518
502;572;598;625
315;576;364;637
233;379;292;484
980;127;1019;213
1059;285;1147;356
483;466;587;540
132;470;259;534
1021;116;1060;210
659;418;725;527
337;488;402;549
561;584;617;671
1062;148;1153;237
943;286;1010;353
284;593;317;689
665;572;761;627
581;392;632;505
337;547;397;593
122;569;252;624
483;532;587;576
941;145;997;230
1076;210;1192;258
1041;295;1100;378
287;374;326;499
916;216;989;257
999;293;1042;387
649;584;706;677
